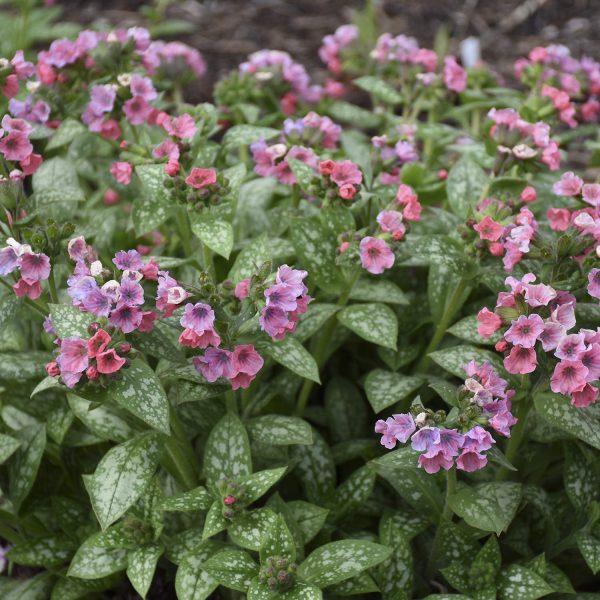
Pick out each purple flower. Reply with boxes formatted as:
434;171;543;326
504;314;545;348
82;286;113;317
180;302;215;334
89;84;116;114
19;252;50;284
113;250;144;271
555;333;586;361
109;303;143;333
265;283;300;311
410;426;441;453
118;278;145;307
130;74;157;102
193;348;236;382
0;246;19;275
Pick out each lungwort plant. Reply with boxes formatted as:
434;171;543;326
0;8;598;600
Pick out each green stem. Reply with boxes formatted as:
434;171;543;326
495;399;532;481
202;243;214;280
225;390;237;414
294;272;360;416
163;410;198;490
176;209;193;257
48;269;59;304
416;278;468;373
0;520;23;545
428;468;457;576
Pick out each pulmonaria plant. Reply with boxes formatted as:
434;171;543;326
2;9;600;600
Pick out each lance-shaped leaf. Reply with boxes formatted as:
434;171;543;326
127;544;163;599
497;565;554;600
203;412;252;485
295;303;339;343
110;360;170;435
332;465;375;520
0;294;21;331
448;482;522;535
262;336;320;383
83;432;161;530
228;508;278;551
287;501;329;544
202;502;228;540
377;512;414;598
67;531;129;579
288;158;316;192
48;304;95;339
190;213;234;259
175;541;222;600
354;76;403;104
337;303;398;350
239;467;287;506
8;534;77;567
429;345;505;380
0;433;20;464
134;164;175;233
349;278;408;305
446;155;488;218
364;369;424;412
248;579;323;599
298;539;392;588
564;443;598;511
248;415;312;446
576;532;600;574
448;314;500;345
260;514;296;563
202;548;257;592
161;486;213;512
3;572;53;600
223;125;279;149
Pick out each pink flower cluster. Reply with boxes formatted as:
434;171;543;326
372;124;419;178
319;25;358;74
152;112;197;175
488;108;561;171
0;116;42;178
259;265;310;340
373;34;437;71
0;51;35;99
251;140;317;186
46;328;129;388
0;238;50;299
318;159;362;201
283;112;342;149
478;273;600;407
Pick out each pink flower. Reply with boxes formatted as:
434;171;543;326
588;269;600;300
230;344;264;390
113;249;143;271
504;314;544;348
180;302;215;334
456;451;487;472
374;413;416;449
87;329;111;357
411;427;440;453
178;327;221;349
419;449;454;474
138;310;157;332
555;333;586;361
109;303;143;333
162;113;197;140
547;208;571;232
571;384;599;408
339;183;357;200
193;347;236;382
57;337;89;374
583;184;600;207
110;162;133;185
19;252;50;284
265;283;300;311
539;320;565;352
359;237;394;275
259;305;293;340
0;131;32;161
477;307;502;338
524;282;556;307
504;346;537;374
15;279;42;300
553;171;583;196
330;160;362;186
377;210;405;240
123;96;153;125
474;216;504;242
443;56;467;92
185;167;217;189
520;186;537;203
96;349;126;374
551;360;589;395
234;279;250;300
580;344;600;380
130;74;157;102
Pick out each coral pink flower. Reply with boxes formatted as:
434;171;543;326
520;186;537;203
330;160;362;186
96;349;126;374
474;216;504;242
359;237;395;275
13;278;41;299
123;96;153;125
504;346;537;374
504;314;544;348
87;329;111;357
57;337;89;374
178;327;221;349
185;167;217;189
230;344;264;390
110;161;133;185
477;307;502;338
551;360;588;395
571;384;599;408
339;183;356;200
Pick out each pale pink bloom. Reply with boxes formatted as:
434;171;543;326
443;56;467;92
0;131;32;161
456;451;487;472
504;346;537;374
419;449;454;474
555;333;586;361
524;282;556;307
477;307;502;338
583;184;600;207
230;345;264;390
551;360;588;395
547;208;571;231
588;269;600;300
110;161;133;185
520;186;537;203
504;314;544;348
377;210;405;240
235;279;250;300
163;113;197;140
580;343;600;381
330;160;362;186
553;171;583;196
539;320;565;352
359;236;395;275
19;252;50;284
57;337;89;374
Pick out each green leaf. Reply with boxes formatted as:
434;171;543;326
161;486;213;512
46;118;86;150
564;443;598;511
449;482;522;535
446;155;488;218
287;501;329;544
354;76;403;104
328;572;379;596
328;101;381;128
295;303;339;343
364;369;423;412
337;303;398;350
534;393;600;450
448;314;500;345
298;540;392;588
134;164;175;234
202;548;257;591
372;447;420;471
349;279;408;305
175;542;221;600
203;413;252;485
127;544;163;598
325;377;368;442
262;336;320;383
378;514;413;598
576;532;600;574
3;572;53;600
288;158;316;192
332;465;375;520
129;321;185;363
67;394;134;443
32;157;84;206
260;514;296;562
0;352;50;380
83;432;161;530
111;360;170;434
228;508;278;551
8;424;46;511
429;345;505;380
0;294;21;332
190;214;234;259
223;125;280;149
248;415;312;446
248;580;323;600
0;433;20;464
228;234;290;282
498;565;554;600
379;510;429;542
8;535;76;567
202;502;228;539
67;532;128;579
240;467;287;505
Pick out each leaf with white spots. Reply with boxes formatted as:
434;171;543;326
189;214;234;259
203;412;252;485
0;432;20;464
111;360;170;435
564;443;598;511
239;467;287;505
127;543;163;599
202;501;228;539
290;429;335;505
0;351;51;379
8;423;46;511
129;321;185;363
371;446;420;471
228;234;293;282
448;482;522;535
287;501;329;544
497;564;554;600
349;278;409;305
449;314;500;346
377;513;413;599
260;513;296;562
379;510;429;542
134;164;175;234
288;158;316;192
0;294;21;331
222;125;280;149
175;541;222;600
576;532;600;574
50;573;121;600
337;303;398;350
354;76;403;104
8;535;77;567
46;117;86;150
248;415;313;446
202;548;257;592
534;393;600;450
83;432;161;530
223;162;247;200
67;532;128;579
328;100;381;128
248;580;323;600
447;155;489;218
295;303;339;343
161;486;213;512
33;157;85;208
430;345;505;380
328;572;380;596
3;572;53;600
364;369;424;412
298;539;392;588
332;465;375;520
399;234;473;274
262;336;320;383
228;507;278;551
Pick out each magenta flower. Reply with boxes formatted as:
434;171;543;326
477;307;502;338
113;250;144;271
109;303;143;333
0;131;32;162
456;451;487;472
504;314;544;348
359;237;395;275
193;347;236;382
552;171;583;196
504;346;537;374
551;360;589;395
185;167;217;189
19;252;50;284
230;345;264;390
110;162;133;185
123;96;153;125
588;269;600;300
555;333;586;361
118;278;144;307
87;329;111;358
474;216;504;242
330;160;362;186
180;302;215;334
96;349;126;374
234;279;250;300
443;55;467;92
